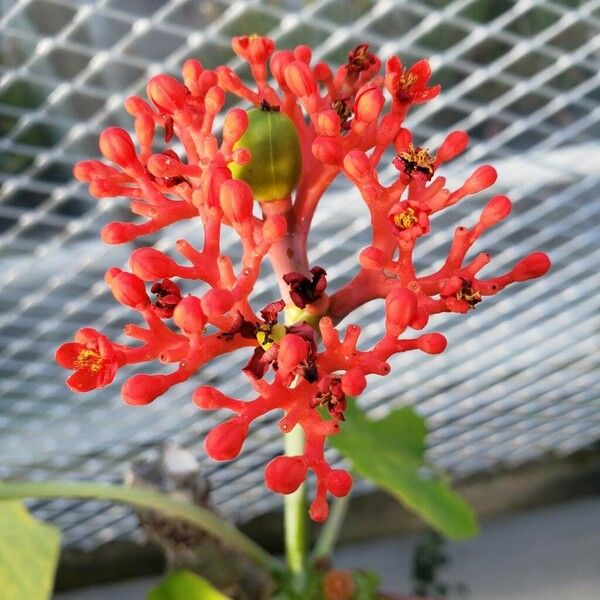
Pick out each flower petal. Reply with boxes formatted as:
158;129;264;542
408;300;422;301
66;369;101;393
55;343;84;369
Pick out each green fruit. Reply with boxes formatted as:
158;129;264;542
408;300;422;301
229;106;302;202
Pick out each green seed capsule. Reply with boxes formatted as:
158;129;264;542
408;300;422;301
229;103;302;202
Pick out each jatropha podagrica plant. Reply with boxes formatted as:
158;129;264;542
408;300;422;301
57;36;550;523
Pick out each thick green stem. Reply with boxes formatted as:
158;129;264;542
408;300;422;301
0;480;282;574
311;495;349;562
283;425;307;577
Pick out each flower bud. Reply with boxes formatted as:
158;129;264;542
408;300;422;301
437;130;469;162
376;113;403;146
265;455;308;494
358;246;384;270
343;150;372;180
193;386;229;410
385;288;418;332
510;252;551;281
341;370;366;396
200;165;231;210
204;86;225;115
204;418;248;461
293;44;312;64
312;137;342;165
173;296;206;333
201;288;234;317
354;85;384;123
284;61;317;97
269;50;294;85
326;469;352;497
417;333;447;354
223;108;248;143
99;127;138;168
124;96;153;116
146;74;187;114
481;195;511;227
232;35;275;64
109;271;149;309
122;374;168;405
317;110;341;136
182;58;203;94
309;497;329;523
101;222;139;244
130;248;177;280
220;179;254;223
463;165;497;194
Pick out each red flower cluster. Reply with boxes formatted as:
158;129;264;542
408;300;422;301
58;37;550;522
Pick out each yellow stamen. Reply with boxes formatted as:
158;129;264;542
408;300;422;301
456;282;482;309
256;322;287;350
75;348;103;372
399;144;435;177
393;206;418;230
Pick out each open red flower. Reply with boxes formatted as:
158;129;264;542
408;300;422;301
56;329;120;392
385;56;440;106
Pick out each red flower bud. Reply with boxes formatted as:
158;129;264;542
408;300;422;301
101;222;139;244
146;74;187;114
511;252;551;281
481;195;511;227
232;35;275;64
385;288;418;333
376;113;403;146
223;108;249;143
417;333;447;354
204;418;249;461
99;127;138;168
317;111;341;136
293;44;312;64
326;469;352;497
341;370;366;396
343;150;372;180
173;296;206;333
220;179;254;223
309;498;329;523
193;386;229;410
109;271;149;309
437;130;469;162
269;50;294;85
265;455;308;494
130;248;177;280
122;374;168;405
204;86;225;115
358;246;384;270
354;85;384;123
284;61;317;97
463;165;497;194
312;137;343;165
201;288;234;317
182;58;203;94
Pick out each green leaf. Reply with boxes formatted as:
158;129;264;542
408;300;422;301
148;570;233;600
0;501;61;600
330;400;478;540
352;570;380;599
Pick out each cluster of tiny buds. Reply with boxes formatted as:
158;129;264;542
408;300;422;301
58;36;550;522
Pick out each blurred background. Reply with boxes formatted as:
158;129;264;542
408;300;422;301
0;0;599;598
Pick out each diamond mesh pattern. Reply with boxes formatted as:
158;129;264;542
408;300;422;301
1;0;599;548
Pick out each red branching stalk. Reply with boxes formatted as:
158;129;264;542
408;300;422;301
59;37;550;522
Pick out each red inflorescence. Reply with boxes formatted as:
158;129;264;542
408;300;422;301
58;37;551;522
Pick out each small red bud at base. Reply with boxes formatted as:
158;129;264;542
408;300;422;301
265;456;308;494
204;418;249;461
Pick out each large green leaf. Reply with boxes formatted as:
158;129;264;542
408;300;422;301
0;501;61;600
330;401;478;540
148;570;233;600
